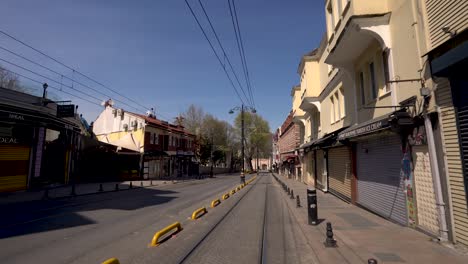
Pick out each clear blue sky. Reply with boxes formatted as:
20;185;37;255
1;0;325;130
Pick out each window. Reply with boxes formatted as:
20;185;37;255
335;91;341;120
150;133;154;144
327;1;335;31
382;49;390;92
339;87;345;118
369;62;377;99
330;96;335;123
359;71;365;105
154;133;159;145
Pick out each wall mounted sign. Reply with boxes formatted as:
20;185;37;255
338;119;390;140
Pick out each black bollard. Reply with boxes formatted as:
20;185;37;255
296;195;301;207
115;183;119;191
129;182;133;189
324;222;337;247
368;259;378;264
150;180;153;186
98;183;103;192
140;181;143;187
307;188;318;225
290;189;294;199
71;184;76;196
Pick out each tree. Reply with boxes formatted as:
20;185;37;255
234;112;271;171
0;67;19;90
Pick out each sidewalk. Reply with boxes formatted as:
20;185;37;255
273;173;468;264
0;176;202;206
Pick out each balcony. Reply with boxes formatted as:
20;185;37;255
325;0;391;67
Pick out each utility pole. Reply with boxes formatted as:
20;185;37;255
241;104;244;173
210;132;214;177
229;104;256;174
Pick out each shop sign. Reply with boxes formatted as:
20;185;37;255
338;119;389;140
57;105;75;118
0;136;19;144
8;113;25;121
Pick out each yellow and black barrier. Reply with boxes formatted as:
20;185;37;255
236;186;241;191
191;207;207;220
211;199;221;208
150;222;182;247
102;258;120;264
231;189;236;195
222;193;230;200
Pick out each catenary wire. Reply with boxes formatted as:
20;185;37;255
197;0;253;107
230;0;255;108
1;66;102;106
0;45;149;113
184;0;246;106
0;29;151;111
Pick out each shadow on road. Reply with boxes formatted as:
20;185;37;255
0;187;178;239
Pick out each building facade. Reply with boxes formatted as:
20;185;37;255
92;103;196;179
285;0;468;247
0;87;81;193
277;111;301;179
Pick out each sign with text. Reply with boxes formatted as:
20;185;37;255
338;119;389;140
57;105;75;118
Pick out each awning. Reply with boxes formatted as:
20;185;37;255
301;126;349;151
338;115;390;140
337;110;413;140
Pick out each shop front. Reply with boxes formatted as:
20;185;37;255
338;111;414;226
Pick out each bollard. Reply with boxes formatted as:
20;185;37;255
71;184;76;196
368;259;378;264
99;183;103;192
290;189;294;199
296;195;301;207
324;222;337;247
150;180;153;186
140;181;143;187
129;182;133;189
115;183;119;191
307;188;318;225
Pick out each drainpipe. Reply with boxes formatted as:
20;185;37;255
424;114;449;241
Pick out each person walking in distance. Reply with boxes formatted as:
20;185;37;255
240;172;246;185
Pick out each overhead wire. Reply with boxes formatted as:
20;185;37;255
184;0;246;106
0;29;151;112
229;0;255;108
1;66;102;106
196;0;252;107
0;45;148;113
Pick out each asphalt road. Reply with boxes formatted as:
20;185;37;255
0;173;319;264
0;174;247;264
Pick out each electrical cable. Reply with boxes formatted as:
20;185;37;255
197;0;252;107
0;29;151;111
184;0;246;106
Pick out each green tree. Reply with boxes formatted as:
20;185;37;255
234;112;271;171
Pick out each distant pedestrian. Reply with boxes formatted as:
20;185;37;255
240;172;246;185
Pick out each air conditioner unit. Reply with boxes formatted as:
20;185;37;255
130;120;137;127
112;109;117;115
123;124;128;131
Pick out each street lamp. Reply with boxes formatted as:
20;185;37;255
229;104;256;174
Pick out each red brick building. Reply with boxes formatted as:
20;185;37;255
277;110;300;178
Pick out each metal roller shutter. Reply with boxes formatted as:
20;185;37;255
328;146;352;202
0;145;30;193
316;149;324;190
357;135;408;225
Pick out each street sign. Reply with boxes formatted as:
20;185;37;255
57;105;75;118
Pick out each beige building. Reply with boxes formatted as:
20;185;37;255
419;0;468;247
288;0;468;246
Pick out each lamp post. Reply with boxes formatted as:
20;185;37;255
229;104;256;173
